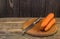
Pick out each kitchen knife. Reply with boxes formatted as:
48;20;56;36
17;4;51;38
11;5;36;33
21;17;42;35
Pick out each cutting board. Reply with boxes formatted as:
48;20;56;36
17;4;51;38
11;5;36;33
22;18;58;37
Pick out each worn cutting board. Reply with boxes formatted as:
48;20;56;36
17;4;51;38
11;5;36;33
22;18;57;36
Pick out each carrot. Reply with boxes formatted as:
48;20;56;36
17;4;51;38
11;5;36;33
44;18;55;31
40;13;54;30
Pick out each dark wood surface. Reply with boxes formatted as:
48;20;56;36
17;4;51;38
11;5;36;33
0;0;60;17
0;18;59;39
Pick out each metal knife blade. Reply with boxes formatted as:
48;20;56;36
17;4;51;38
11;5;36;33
21;17;42;35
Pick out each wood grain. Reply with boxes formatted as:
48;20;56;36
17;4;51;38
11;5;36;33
0;18;59;39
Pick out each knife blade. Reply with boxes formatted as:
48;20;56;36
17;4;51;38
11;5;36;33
21;17;42;35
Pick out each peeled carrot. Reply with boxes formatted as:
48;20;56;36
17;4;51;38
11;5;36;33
40;13;54;30
44;18;55;31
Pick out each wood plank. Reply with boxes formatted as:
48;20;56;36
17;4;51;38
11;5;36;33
0;18;59;39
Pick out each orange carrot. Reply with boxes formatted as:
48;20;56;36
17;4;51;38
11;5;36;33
44;18;55;31
40;13;54;30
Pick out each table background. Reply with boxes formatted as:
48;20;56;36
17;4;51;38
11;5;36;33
0;18;59;39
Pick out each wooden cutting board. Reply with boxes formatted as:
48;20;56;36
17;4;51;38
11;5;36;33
22;18;58;37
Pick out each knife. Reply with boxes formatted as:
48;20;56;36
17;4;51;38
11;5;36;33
21;17;42;35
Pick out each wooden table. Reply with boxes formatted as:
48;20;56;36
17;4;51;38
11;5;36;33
0;18;59;39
